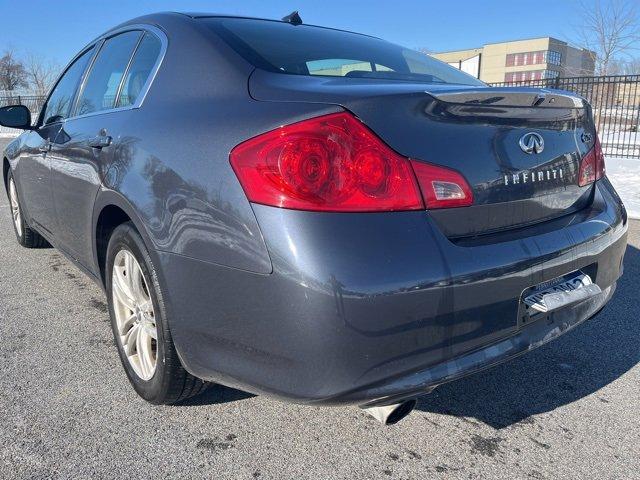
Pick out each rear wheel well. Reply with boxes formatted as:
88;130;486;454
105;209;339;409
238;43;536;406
96;205;132;285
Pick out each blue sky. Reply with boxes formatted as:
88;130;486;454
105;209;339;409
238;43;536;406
0;0;608;65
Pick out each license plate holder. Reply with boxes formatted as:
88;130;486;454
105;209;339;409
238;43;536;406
518;270;601;326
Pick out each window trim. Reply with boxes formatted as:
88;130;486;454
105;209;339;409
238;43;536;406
114;32;147;108
37;24;167;127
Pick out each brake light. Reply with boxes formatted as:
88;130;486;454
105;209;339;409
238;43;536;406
578;135;606;187
230;112;473;212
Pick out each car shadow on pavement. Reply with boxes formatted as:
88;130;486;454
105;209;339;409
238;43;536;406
178;383;256;407
415;243;640;429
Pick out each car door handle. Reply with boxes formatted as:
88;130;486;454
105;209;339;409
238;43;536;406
89;134;112;149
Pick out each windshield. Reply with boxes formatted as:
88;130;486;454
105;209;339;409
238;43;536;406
202;17;484;86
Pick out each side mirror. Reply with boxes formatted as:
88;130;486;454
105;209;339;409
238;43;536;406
0;105;33;130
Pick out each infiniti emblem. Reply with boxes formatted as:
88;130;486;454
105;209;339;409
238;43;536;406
519;132;544;154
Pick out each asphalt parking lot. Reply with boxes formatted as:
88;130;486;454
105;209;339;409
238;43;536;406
1;138;639;479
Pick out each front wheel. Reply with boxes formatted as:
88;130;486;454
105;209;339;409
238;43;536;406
6;170;49;248
105;222;207;404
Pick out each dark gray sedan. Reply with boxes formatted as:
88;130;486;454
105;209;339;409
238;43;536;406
0;12;628;424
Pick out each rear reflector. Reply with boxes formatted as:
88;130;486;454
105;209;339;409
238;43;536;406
230;112;473;212
578;135;606;187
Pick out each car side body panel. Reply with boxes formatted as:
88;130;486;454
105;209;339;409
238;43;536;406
9;127;61;235
49;113;122;268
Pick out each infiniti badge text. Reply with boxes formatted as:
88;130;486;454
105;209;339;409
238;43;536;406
504;168;564;185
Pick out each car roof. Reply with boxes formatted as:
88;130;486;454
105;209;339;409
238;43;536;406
169;12;381;40
176;12;271;19
108;12;382;48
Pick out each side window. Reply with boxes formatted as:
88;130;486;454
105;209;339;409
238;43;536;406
41;47;95;125
76;31;141;116
118;32;162;107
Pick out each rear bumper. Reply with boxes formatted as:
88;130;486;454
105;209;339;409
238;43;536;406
356;282;616;407
159;178;628;406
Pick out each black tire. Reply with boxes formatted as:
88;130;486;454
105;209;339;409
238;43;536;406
6;170;50;248
105;222;207;404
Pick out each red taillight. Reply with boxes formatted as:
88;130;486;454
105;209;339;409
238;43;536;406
230;112;423;212
578;135;606;187
230;112;473;212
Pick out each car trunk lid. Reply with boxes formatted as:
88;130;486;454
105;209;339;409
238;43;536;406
249;71;596;237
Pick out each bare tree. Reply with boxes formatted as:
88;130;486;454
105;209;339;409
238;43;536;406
0;49;28;93
25;53;59;97
603;57;640;74
575;0;640;75
625;58;640;74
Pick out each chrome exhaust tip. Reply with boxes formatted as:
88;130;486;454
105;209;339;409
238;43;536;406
362;399;417;425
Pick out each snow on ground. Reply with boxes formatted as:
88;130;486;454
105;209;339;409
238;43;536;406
600;128;640;158
0;129;21;138
601;130;640;145
606;156;640;220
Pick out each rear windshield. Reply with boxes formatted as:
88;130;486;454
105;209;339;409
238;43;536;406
202;17;483;86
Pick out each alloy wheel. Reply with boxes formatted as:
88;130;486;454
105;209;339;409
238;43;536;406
8;178;22;237
112;249;158;381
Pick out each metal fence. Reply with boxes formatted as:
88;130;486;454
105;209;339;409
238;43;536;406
490;75;640;159
0;95;46;116
0;95;46;135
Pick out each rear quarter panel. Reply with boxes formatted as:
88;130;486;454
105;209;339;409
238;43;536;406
98;15;342;273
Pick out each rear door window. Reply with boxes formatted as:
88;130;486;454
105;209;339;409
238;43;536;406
117;32;162;107
75;31;141;116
